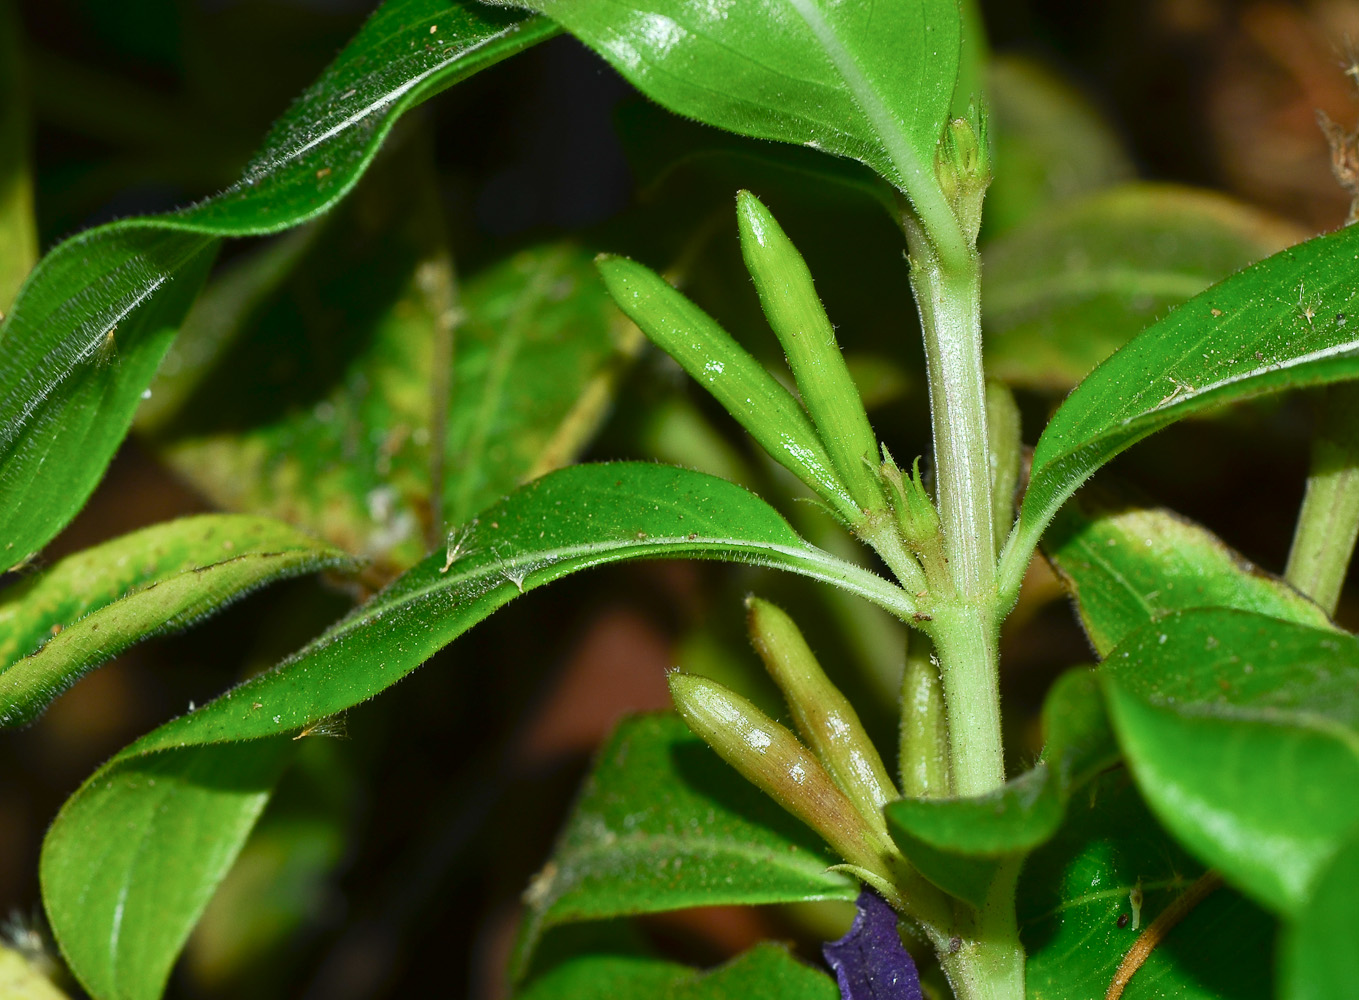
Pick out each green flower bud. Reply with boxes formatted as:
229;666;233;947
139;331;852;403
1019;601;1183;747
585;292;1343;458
898;634;951;798
934;101;991;246
668;671;887;874
596;254;858;523
736;191;886;517
746;596;898;836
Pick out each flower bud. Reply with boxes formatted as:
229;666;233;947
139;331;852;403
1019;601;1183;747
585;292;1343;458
668;671;887;873
746;596;898;836
934;101;991;246
736;191;886;517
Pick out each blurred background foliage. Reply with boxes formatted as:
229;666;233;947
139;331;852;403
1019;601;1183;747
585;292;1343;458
3;0;1359;996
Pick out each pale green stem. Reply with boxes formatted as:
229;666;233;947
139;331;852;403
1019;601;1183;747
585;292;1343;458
1286;385;1359;616
901;204;1021;1000
906;240;995;603
902;214;1004;798
927;604;1005;797
939;862;1025;1000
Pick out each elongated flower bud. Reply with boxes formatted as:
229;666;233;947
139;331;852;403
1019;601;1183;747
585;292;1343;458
596;254;857;522
746;597;898;836
736;191;886;516
986;381;1022;557
898;634;950;799
668;671;887;874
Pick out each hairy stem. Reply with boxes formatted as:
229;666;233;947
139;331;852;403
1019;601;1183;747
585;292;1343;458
1286;385;1359;616
939;862;1025;1000
902;213;1004;797
901;190;1020;1000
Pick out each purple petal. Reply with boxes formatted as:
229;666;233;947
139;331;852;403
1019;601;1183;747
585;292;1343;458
823;888;924;1000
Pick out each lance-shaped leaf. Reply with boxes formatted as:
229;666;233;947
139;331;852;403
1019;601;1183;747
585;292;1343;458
41;463;911;1000
525;0;968;264
0;0;557;571
0;514;353;727
984;184;1302;390
884;670;1116;907
517;941;837;1000
1020;770;1275;1000
144;149;636;571
1044;488;1332;657
1001;221;1359;599
1102;608;1359;915
512;713;856;978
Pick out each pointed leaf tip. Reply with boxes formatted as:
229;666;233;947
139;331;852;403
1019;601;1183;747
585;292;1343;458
823;888;923;1000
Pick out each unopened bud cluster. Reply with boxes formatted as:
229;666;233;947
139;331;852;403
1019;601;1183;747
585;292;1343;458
669;598;947;926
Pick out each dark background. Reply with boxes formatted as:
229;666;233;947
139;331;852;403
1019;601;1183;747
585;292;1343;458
2;0;1358;996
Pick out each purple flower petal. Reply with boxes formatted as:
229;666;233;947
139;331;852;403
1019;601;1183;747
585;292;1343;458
823;888;924;1000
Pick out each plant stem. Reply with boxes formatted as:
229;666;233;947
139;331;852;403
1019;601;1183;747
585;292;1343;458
939;863;1026;1000
1286;385;1359;616
928;604;1005;796
906;234;994;603
901;214;1004;798
900;172;1020;1000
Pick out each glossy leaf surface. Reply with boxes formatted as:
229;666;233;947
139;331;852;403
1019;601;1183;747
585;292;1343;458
146;158;634;570
984;185;1302;390
0;0;555;570
1004;221;1359;596
514;714;855;976
42;738;294;1000
1020;770;1274;1000
527;0;964;249
0;515;352;727
1102;608;1359;914
517;942;837;1000
41;463;904;1000
1044;489;1331;656
1279;828;1359;1000
885;670;1116;906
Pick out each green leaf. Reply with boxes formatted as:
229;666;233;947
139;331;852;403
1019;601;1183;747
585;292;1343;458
1279;827;1359;1000
1003;221;1359;598
885;670;1116;906
41;737;294;1000
0;0;36;311
144;152;636;571
1045;487;1332;657
527;0;968;262
1102;608;1359;915
40;463;906;999
517;941;837;1000
0;0;556;571
984;184;1303;390
1020;770;1275;1000
513;714;855;977
983;55;1133;238
0;514;353;727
